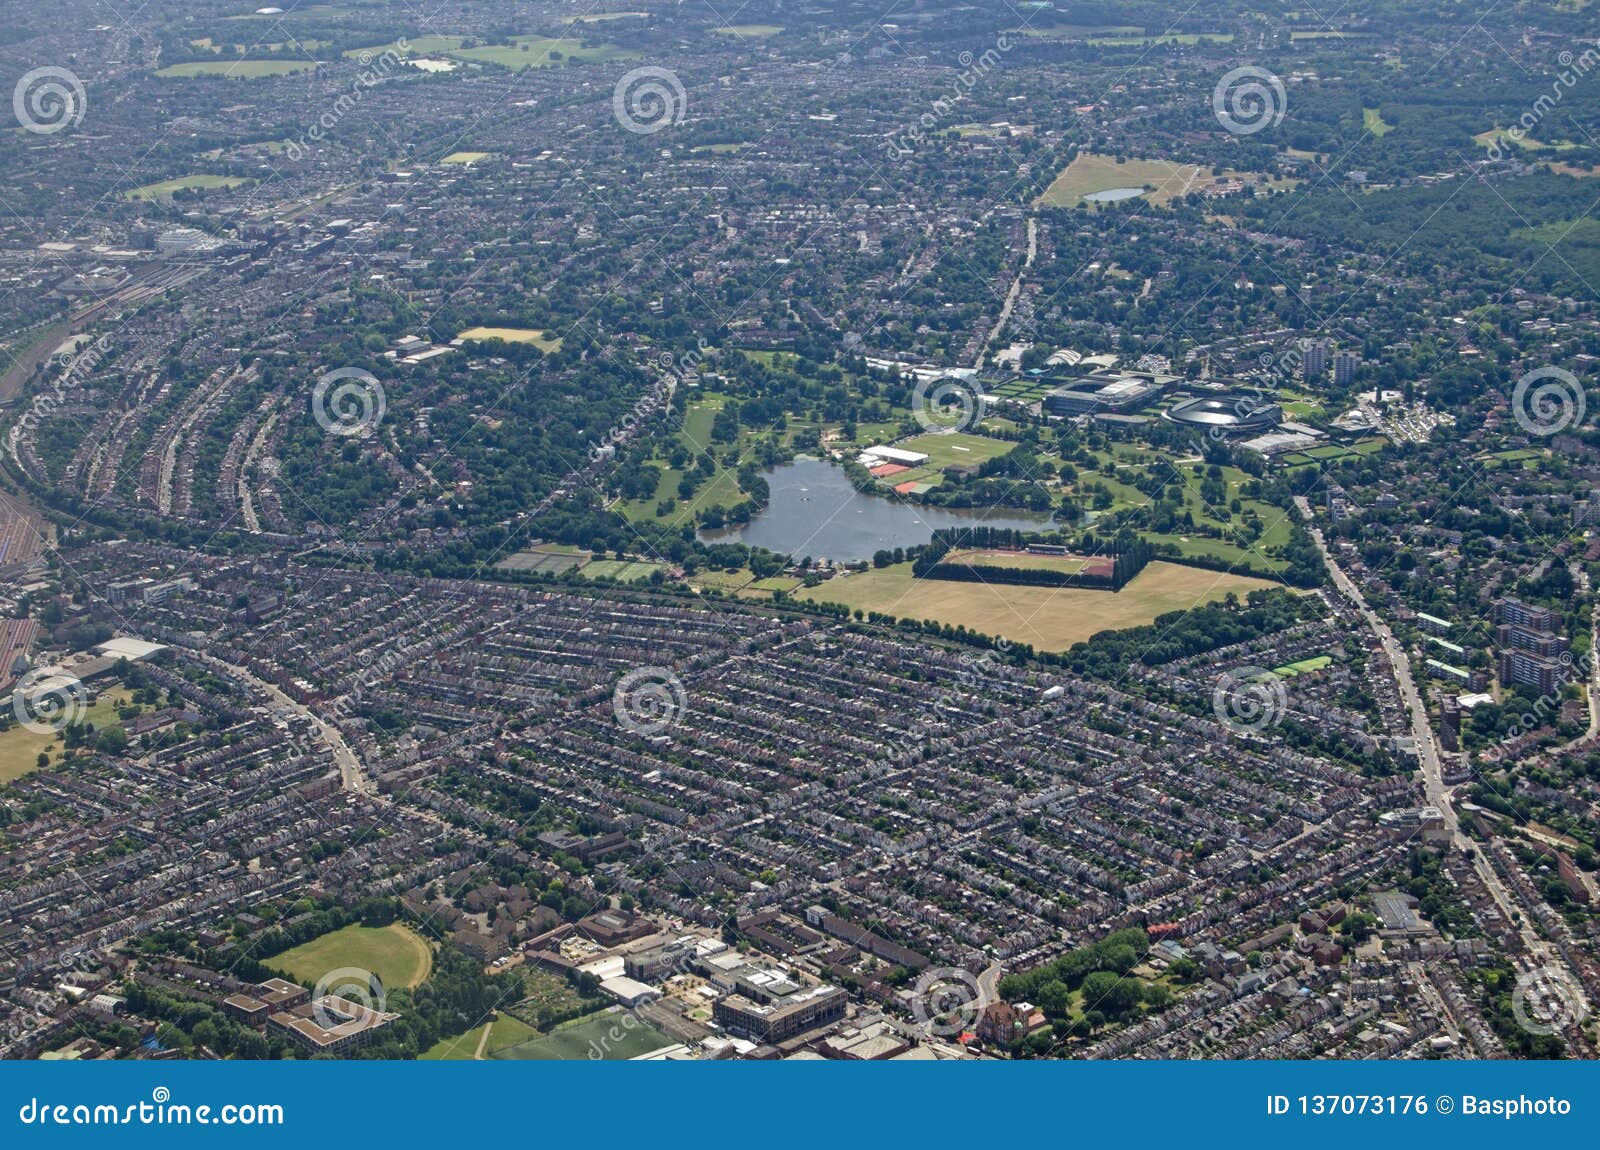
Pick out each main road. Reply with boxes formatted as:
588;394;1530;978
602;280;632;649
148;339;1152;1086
1292;497;1551;960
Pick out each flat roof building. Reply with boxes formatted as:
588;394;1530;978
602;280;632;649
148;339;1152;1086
600;976;662;1008
268;995;398;1053
1424;658;1471;684
1041;371;1166;418
713;984;846;1044
858;446;930;467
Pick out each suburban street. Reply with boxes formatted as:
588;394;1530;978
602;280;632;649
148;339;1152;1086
1293;498;1554;963
194;652;372;796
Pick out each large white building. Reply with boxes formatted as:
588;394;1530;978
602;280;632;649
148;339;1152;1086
858;445;929;467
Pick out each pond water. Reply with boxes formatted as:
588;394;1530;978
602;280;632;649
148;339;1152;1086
698;457;1057;562
1083;186;1146;203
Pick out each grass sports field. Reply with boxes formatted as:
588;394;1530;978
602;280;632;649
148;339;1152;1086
344;35;466;58
1037;153;1203;207
945;549;1110;577
489;1010;674;1060
798;560;1276;650
868;431;1016;488
1278;438;1386;468
456;326;562;351
1474;127;1577;152
448;36;633;69
495;542;589;574
1036;151;1291;208
895;431;1014;468
1087;32;1231;45
268;923;432;991
126;174;251;200
421;1012;541;1060
580;558;664;583
345;34;632;71
0;689;135;785
156;60;321;78
1273;655;1334;676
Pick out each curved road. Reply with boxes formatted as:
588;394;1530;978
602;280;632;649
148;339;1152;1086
194;652;371;795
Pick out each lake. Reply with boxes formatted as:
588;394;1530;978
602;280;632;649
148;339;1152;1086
699;457;1056;562
1083;186;1146;203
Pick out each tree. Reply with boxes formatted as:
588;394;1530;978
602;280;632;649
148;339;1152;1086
1035;979;1072;1019
1339;912;1377;943
1080;970;1140;1017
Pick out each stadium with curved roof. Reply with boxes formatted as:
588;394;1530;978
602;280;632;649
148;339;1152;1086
1163;395;1284;434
